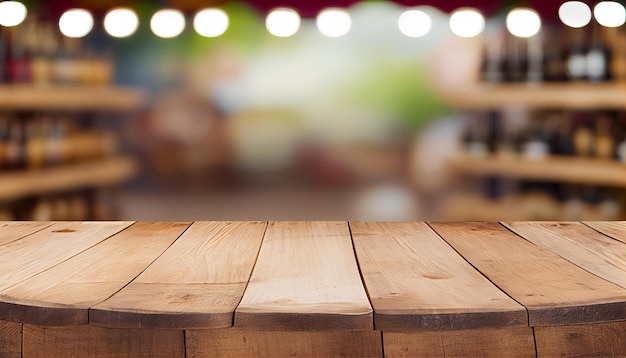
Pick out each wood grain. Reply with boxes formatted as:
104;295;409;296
384;327;535;358
0;221;133;293
0;319;21;358
22;324;184;357
535;321;626;357
504;221;626;289
0;222;189;326
429;222;626;326
0;222;52;246
584;221;626;244
91;221;266;329
236;221;372;331
350;222;526;331
186;328;382;358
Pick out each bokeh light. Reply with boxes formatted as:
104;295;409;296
0;1;27;27
594;1;626;27
150;9;186;39
398;9;432;38
59;9;94;38
449;8;485;38
316;8;352;37
194;8;229;37
266;8;301;37
559;1;592;28
104;8;139;38
506;8;541;38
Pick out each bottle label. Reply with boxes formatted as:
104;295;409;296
586;49;607;80
567;54;586;79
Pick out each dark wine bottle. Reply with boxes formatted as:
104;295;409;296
586;22;612;83
566;28;588;81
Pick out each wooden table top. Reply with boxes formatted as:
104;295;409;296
0;221;625;332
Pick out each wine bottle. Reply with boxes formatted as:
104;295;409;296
586;22;612;83
566;28;588;81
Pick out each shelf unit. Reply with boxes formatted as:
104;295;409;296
449;154;626;188
0;156;138;201
0;85;147;219
439;82;626;221
0;85;147;111
438;83;626;110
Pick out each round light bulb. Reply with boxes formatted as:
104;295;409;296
59;9;94;38
150;9;186;39
559;1;592;28
0;1;27;27
594;1;626;27
316;8;351;37
266;8;301;37
194;8;229;37
449;8;485;38
506;8;541;38
104;8;139;38
398;9;432;38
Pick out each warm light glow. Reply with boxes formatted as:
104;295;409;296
449;8;485;38
398;9;432;38
316;8;351;37
150;9;186;38
506;8;541;38
594;1;626;27
194;8;229;37
0;1;27;27
266;8;301;37
559;1;592;28
104;8;139;38
59;9;94;38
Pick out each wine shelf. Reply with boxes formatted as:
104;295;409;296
0;156;138;201
448;153;626;187
0;85;148;111
438;83;626;110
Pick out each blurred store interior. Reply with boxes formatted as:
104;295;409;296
0;0;625;221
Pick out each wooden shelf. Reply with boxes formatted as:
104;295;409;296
0;156;138;201
0;85;148;111
438;82;626;110
449;153;626;187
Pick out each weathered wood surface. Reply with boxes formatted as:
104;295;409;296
384;327;535;358
350;222;526;331
186;328;382;358
0;222;189;326
504;221;626;289
22;324;185;358
91;221;266;329
534;320;626;357
0;222;133;293
584;221;626;244
0;222;51;246
429;222;626;326
0;319;21;358
235;221;373;330
0;221;622;357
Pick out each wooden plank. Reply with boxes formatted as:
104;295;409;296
429;222;626;326
235;221;372;331
186;328;382;358
91;221;266;329
0;222;189;326
22;324;184;357
504;222;626;289
584;221;626;244
0;319;21;358
0;222;52;246
384;326;535;357
535;321;626;357
350;222;526;331
0;221;133;293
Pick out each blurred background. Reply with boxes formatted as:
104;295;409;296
0;0;625;221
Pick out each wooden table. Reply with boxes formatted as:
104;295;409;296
0;221;624;357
